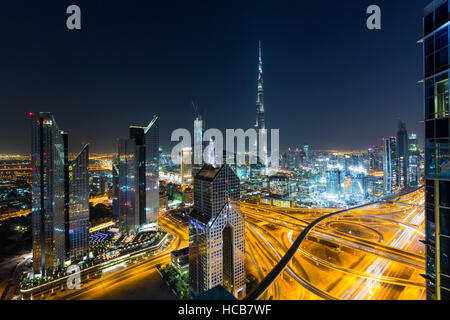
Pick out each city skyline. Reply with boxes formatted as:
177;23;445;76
0;1;426;154
0;0;446;304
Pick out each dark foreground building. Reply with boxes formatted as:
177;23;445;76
422;0;450;300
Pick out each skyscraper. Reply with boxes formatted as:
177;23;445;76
254;41;267;173
368;145;383;171
144;116;160;228
112;159;120;221
118;116;159;234
31;113;66;274
383;137;398;194
192;102;205;177
326;167;342;198
408;133;421;187
189;164;246;299
118;138;139;234
181;147;193;185
397;121;410;189
67;144;90;262
303;144;310;167
255;41;265;134
31;112;89;275
350;171;367;202
422;0;450;300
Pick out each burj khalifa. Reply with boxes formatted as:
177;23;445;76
255;41;265;133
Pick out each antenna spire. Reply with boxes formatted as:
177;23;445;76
191;98;198;119
259;40;262;62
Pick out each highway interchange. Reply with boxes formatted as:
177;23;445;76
25;189;425;300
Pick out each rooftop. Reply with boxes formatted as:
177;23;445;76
194;285;237;300
195;164;222;181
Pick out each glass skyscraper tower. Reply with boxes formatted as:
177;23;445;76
192;103;206;178
422;0;450;300
189;164;246;299
383;136;398;194
67;144;90;262
181;147;193;185
118;138;139;234
118;116;159;234
397;121;409;190
31;112;89;275
408;133;421;187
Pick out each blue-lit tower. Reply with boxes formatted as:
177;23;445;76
421;0;450;300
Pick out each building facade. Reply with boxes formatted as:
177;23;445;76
383;136;398;194
189;164;246;299
193;114;205;177
118;116;159;234
408;133;421;187
67;145;90;262
31;113;66;274
268;175;290;199
397;121;410;190
112;160;120;221
326;167;342;198
31;112;89;275
118;138;139;234
181;147;193;185
422;0;450;300
368;145;383;171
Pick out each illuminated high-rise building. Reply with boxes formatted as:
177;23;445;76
31;112;89;275
193;113;205;177
181;147;193;185
368;145;383;171
421;0;450;300
112;160;120;221
408;133;420;187
383;137;398;194
326;167;342;198
253;41;268;174
189;164;246;299
255;41;265;135
268;175;290;199
349;168;367;202
118;138;138;234
31;113;66;274
118;116;159;234
193;118;203;173
67;144;90;262
303;144;310;166
285;148;295;170
397;121;410;189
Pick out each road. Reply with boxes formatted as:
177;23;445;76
0;209;31;221
31;211;187;300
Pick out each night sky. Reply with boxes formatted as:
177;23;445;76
0;0;429;154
